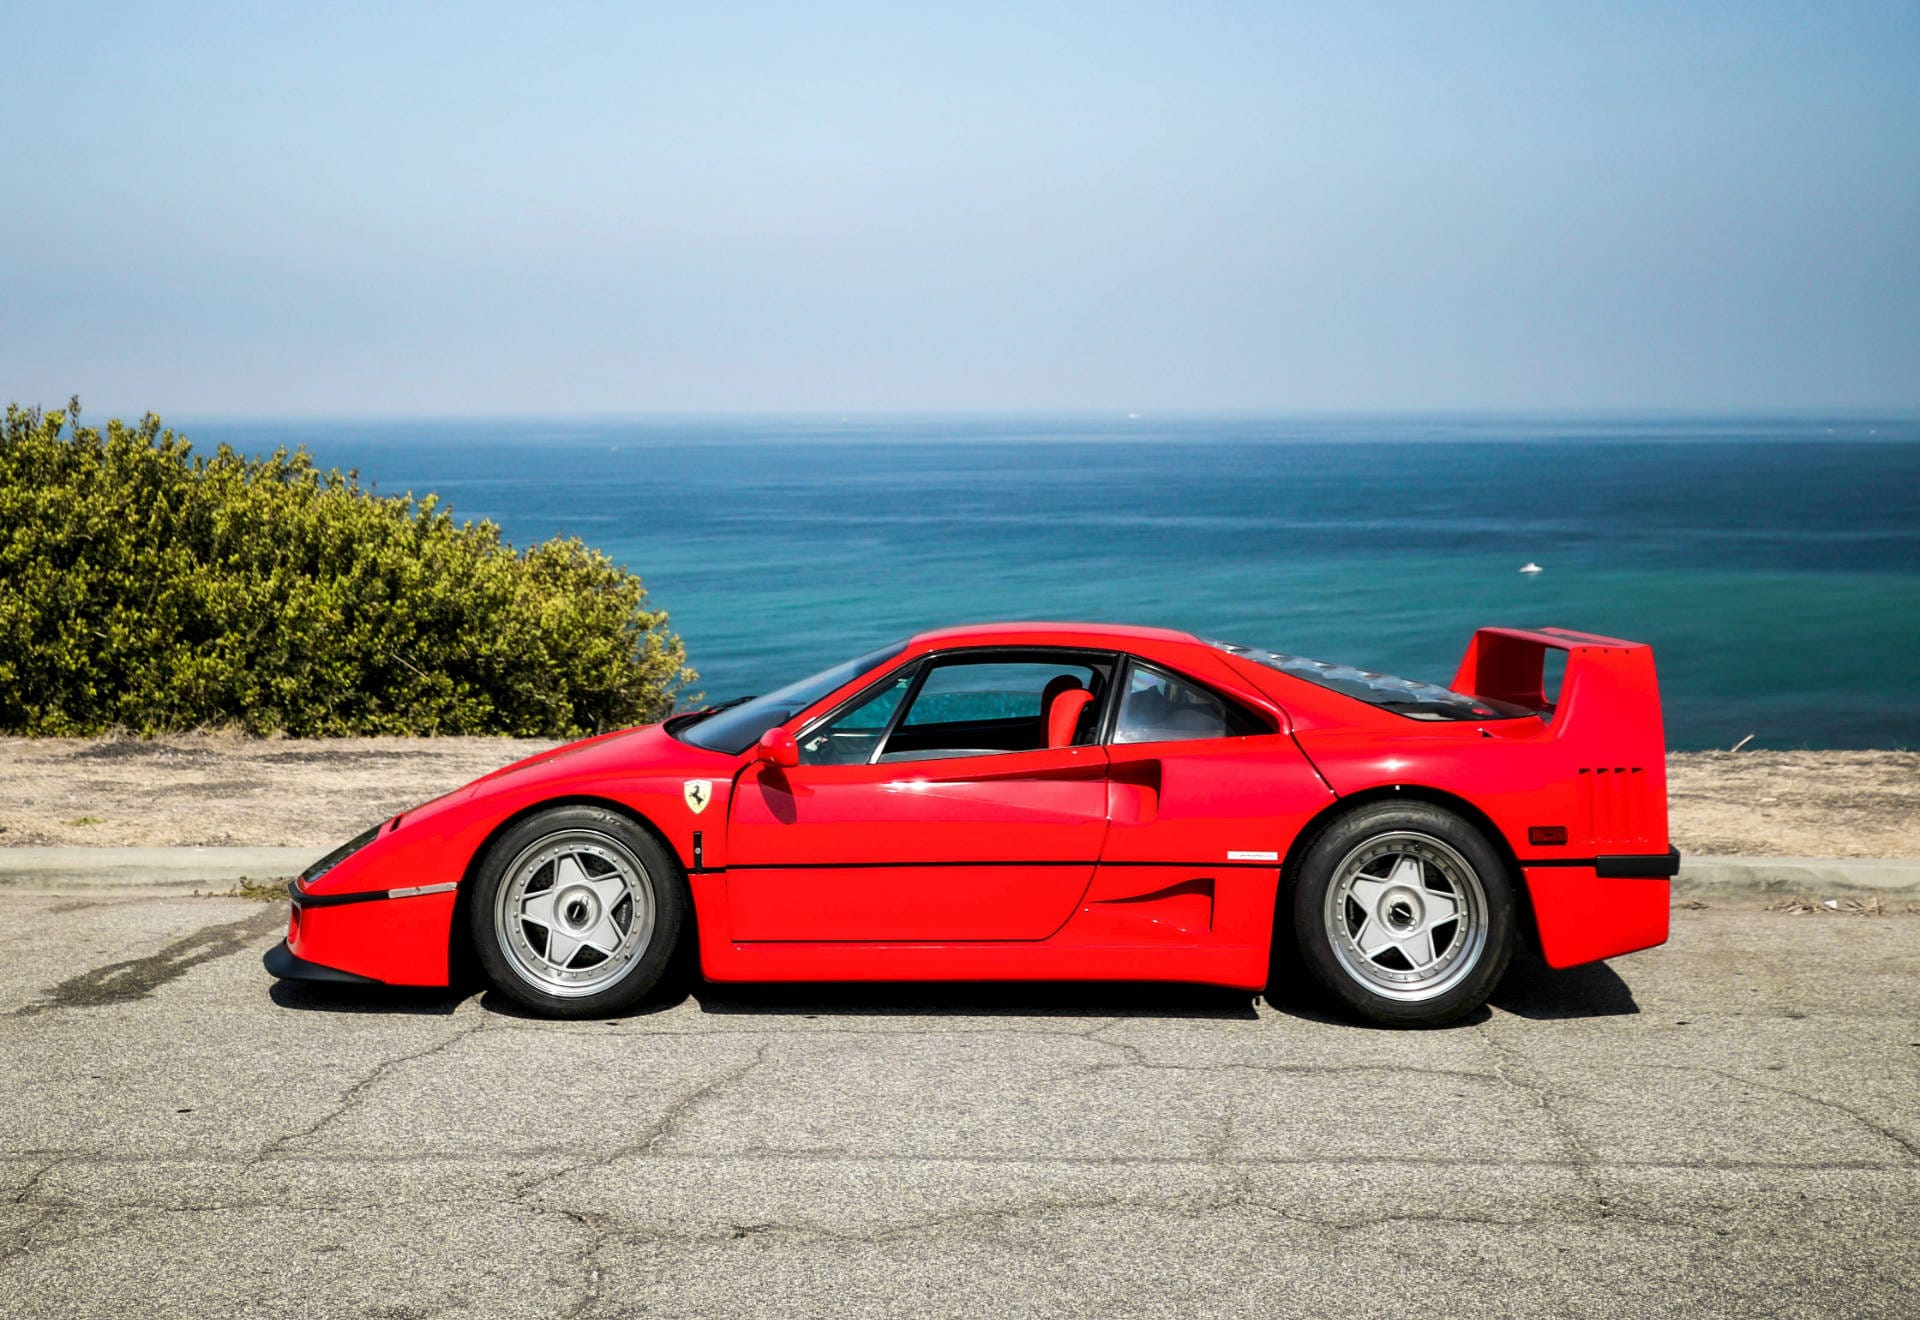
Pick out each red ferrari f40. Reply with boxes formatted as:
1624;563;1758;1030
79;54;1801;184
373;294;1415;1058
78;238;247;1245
266;623;1676;1026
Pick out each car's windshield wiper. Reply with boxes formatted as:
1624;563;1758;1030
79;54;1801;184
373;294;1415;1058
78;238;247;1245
678;694;757;727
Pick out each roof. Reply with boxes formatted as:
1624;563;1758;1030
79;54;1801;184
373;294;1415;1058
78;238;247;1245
906;621;1201;650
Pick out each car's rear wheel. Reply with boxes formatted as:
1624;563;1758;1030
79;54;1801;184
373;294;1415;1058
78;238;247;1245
470;805;687;1018
1290;801;1514;1027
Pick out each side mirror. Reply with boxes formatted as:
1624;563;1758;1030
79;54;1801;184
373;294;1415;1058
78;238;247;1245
755;727;800;768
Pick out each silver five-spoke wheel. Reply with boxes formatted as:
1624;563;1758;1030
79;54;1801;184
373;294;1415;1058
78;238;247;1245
1324;831;1488;1002
493;829;656;999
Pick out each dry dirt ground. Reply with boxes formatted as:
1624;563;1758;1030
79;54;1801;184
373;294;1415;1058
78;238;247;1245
0;736;1915;857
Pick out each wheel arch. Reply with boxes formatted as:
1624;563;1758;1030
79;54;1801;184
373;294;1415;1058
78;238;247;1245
1276;784;1537;949
447;794;692;984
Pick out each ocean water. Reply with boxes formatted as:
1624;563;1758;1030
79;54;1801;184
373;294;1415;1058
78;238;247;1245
178;414;1920;751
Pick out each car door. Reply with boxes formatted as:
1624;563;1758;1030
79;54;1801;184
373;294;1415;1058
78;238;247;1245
725;651;1115;941
1085;655;1336;945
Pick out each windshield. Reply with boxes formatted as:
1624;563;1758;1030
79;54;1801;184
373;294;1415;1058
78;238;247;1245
677;641;910;755
1212;640;1537;722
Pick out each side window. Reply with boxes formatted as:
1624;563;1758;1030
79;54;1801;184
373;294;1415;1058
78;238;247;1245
882;659;1100;763
797;668;914;765
1112;663;1264;745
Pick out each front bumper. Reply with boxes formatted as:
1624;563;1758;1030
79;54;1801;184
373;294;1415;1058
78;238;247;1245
274;871;462;987
263;939;384;985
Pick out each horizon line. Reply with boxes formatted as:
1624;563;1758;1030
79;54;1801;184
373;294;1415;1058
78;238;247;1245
47;403;1920;425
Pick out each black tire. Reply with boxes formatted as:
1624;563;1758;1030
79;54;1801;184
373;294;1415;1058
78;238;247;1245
469;805;688;1018
1289;801;1514;1028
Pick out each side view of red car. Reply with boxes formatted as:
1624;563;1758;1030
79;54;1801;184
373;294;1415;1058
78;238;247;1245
266;622;1677;1026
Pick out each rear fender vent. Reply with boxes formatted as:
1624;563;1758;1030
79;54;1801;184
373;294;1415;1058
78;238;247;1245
1578;766;1650;850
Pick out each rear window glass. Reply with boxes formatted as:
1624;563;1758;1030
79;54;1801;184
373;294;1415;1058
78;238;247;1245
1113;662;1268;743
1212;641;1536;722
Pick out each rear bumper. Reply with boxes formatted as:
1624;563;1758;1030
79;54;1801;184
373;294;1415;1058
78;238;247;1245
263;939;384;986
1522;849;1678;969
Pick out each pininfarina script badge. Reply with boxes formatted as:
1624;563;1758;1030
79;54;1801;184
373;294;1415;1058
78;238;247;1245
683;780;713;814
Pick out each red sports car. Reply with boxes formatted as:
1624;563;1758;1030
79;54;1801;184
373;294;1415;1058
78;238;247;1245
265;623;1676;1026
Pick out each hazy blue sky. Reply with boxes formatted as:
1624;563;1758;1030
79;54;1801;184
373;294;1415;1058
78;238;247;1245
4;2;1915;415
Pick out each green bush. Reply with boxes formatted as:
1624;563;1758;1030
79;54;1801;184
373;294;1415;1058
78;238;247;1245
0;400;693;737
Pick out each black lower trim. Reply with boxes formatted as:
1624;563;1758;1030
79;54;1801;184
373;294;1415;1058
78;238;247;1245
1596;847;1682;878
714;858;1279;873
289;878;392;909
263;940;384;986
1523;847;1681;878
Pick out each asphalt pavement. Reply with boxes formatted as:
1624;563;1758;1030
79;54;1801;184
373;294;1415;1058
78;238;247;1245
1;889;1915;1318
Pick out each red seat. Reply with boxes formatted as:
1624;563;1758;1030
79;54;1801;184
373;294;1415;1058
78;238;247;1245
1047;688;1097;748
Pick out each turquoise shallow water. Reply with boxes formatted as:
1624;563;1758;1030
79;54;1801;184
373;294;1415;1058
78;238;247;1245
181;414;1920;750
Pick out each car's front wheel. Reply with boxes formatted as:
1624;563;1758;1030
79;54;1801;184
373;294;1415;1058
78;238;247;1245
1290;802;1514;1027
470;805;687;1018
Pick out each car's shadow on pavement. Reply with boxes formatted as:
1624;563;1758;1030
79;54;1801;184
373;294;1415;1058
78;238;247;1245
267;980;470;1016
1490;947;1640;1020
267;947;1636;1025
1257;943;1640;1030
270;977;1256;1021
689;980;1262;1021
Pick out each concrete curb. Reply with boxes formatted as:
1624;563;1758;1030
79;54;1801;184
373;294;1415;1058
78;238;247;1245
1676;855;1920;897
0;846;314;890
1;845;1916;897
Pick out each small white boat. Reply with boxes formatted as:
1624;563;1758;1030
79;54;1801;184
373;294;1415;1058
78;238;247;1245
1519;562;1543;575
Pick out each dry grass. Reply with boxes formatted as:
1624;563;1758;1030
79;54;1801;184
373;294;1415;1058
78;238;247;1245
0;732;558;847
1762;895;1918;917
1669;750;1920;858
193;876;292;902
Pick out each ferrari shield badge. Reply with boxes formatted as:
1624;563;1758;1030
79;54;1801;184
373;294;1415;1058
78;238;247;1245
683;780;714;814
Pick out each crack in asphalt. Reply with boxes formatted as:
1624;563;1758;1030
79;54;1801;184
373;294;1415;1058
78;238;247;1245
1641;1062;1920;1164
12;1146;1916;1177
1475;1021;1599;1169
0;1186;1858;1265
1088;1052;1501;1083
4;1146;1911;1276
514;1040;774;1199
1470;1017;1630;1235
447;1179;1882;1253
0;1212;63;1268
0;1202;148;1269
6;1158;63;1207
635;1041;773;1155
257;1016;490;1158
1;1163;69;1266
552;1207;616;1320
1027;1018;1506;1087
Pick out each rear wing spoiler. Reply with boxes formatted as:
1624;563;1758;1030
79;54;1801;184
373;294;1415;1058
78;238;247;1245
1455;627;1669;853
1452;627;1666;758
